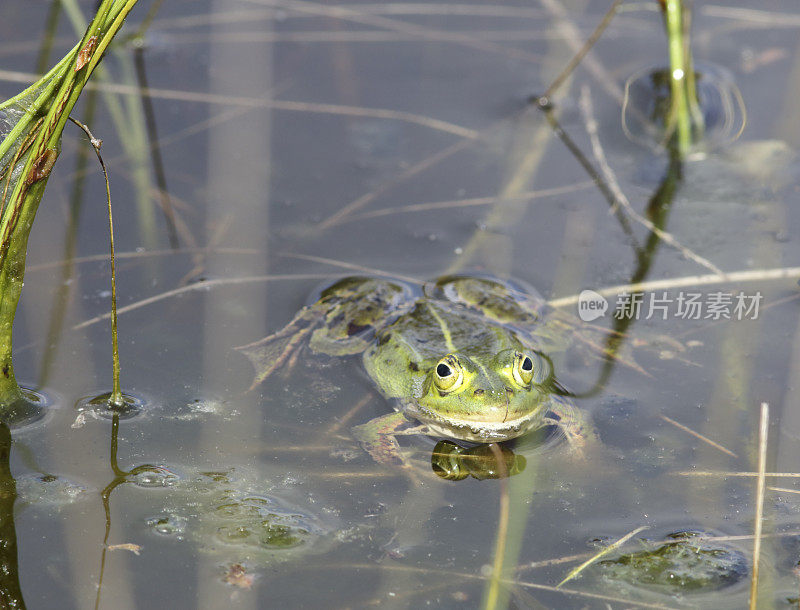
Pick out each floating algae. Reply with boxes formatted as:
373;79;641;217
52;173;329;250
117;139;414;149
597;530;748;593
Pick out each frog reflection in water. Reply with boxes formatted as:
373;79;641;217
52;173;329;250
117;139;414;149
431;440;527;481
238;275;585;465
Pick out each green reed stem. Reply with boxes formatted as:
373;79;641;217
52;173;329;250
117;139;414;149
664;0;691;155
0;0;140;407
663;0;704;156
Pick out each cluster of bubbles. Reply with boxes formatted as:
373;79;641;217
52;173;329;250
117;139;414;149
143;469;334;563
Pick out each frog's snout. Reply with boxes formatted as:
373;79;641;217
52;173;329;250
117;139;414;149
469;386;510;422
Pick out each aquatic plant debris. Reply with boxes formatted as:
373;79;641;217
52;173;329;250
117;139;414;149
107;543;141;555
223;563;255;590
597;530;748;593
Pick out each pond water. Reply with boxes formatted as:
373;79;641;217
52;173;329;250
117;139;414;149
3;0;800;608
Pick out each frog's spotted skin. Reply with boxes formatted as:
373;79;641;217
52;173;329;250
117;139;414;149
238;275;585;464
308;277;414;356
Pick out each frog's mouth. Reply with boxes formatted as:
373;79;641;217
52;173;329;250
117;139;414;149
405;401;543;443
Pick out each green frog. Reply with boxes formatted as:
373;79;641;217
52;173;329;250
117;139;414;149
237;275;586;465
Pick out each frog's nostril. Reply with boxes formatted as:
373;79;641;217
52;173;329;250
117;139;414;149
505;387;515;396
473;389;484;396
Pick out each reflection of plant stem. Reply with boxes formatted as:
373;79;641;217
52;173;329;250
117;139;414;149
578;85;721;275
133;46;179;248
95;413;164;610
541;113;682;396
482;443;510;610
0;423;25;608
96;413;124;610
541;44;687;392
96;460;117;608
574;152;682;396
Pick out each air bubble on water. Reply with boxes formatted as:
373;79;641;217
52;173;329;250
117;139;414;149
133;468;180;488
146;514;187;538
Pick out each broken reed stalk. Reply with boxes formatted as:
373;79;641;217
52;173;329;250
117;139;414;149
68;118;122;406
749;402;769;609
0;0;139;409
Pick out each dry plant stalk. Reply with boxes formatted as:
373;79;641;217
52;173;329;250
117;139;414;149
749;402;769;609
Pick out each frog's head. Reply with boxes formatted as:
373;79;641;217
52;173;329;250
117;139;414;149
413;349;555;441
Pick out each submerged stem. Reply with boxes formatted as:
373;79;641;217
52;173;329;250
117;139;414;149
482;443;510;610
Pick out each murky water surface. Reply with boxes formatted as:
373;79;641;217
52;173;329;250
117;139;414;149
3;1;800;607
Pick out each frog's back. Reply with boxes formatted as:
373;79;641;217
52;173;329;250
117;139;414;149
385;301;524;362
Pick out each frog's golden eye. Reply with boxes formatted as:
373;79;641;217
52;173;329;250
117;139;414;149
433;356;463;392
513;352;535;386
